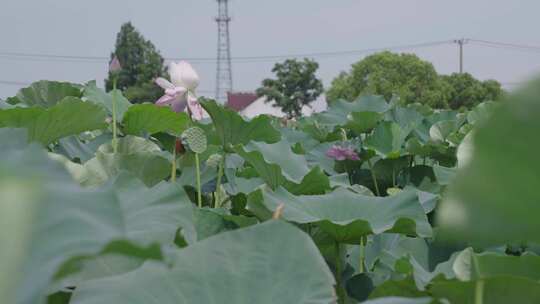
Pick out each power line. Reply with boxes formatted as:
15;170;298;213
0;39;455;64
469;39;540;53
0;80;31;86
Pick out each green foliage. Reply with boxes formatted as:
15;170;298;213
122;104;190;137
327;51;504;110
327;52;448;108
104;22;165;103
6;80;82;107
441;73;504;110
0;97;107;145
256;58;323;118
69;221;336;304
1;75;539;303
437;77;540;246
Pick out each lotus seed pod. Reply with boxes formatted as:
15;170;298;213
181;127;207;154
206;153;223;168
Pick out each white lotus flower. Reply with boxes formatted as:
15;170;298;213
154;61;203;120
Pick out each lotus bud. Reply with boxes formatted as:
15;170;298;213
109;56;122;73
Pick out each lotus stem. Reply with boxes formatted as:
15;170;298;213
195;153;202;208
112;79;118;153
475;280;484;304
367;159;381;196
359;236;366;273
214;155;225;208
335;242;345;304
171;145;177;182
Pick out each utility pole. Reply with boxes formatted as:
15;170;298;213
455;38;468;74
215;0;233;105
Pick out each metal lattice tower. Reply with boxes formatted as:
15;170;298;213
215;0;233;104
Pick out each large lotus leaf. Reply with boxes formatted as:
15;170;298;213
316;95;390;126
283;166;331;195
345;111;384;134
361;297;436;304
365;122;409;159
83;81;131;120
429;120;461;143
80;136;171;187
0;97;107;145
234;139;309;186
430;276;540;304
437;78;540;246
426;110;458;125
280;126;320;151
122;104;190;137
8;80;82;107
453;248;540;281
70;221;336;304
385;106;424;135
200;99;280;147
49;173;199;291
433;165;456;186
0;129;125;304
110;173;196;245
54;134;111;163
256;187;432;243
467;101;499;125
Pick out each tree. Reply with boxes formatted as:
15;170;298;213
441;73;504;110
326;51;504;110
256;59;323;119
326;51;449;108
105;22;165;103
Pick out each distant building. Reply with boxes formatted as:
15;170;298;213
226;92;326;118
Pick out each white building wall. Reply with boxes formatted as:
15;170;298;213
240;96;328;118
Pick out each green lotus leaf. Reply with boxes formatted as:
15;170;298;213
437;78;540;246
122;104;190;137
430;276;540;304
453;248;540;282
200;99;281;147
70;221;336;304
234;139;330;193
345;111;383;134
361;297;436;304
316;95;390;127
0;97;107;145
83;81;131;120
0;129;124;304
77;136;171;187
429;120;461;143
8;80;82;107
467;101;499;125
255;187;432;243
365;122;409;159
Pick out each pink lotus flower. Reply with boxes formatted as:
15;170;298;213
154;61;204;120
326;145;360;161
109;56;122;73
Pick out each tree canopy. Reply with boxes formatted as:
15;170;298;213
256;58;323;119
105;22;165;104
326;51;503;109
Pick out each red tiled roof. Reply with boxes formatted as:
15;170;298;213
226;92;258;112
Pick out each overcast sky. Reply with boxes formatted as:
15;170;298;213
1;0;540;99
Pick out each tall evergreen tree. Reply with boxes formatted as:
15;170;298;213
105;22;165;103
